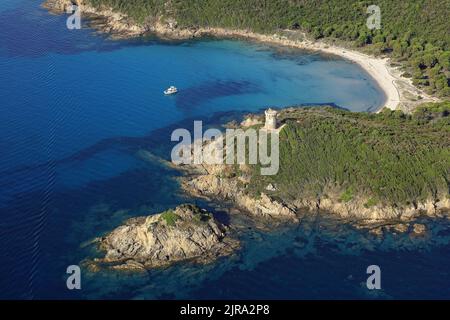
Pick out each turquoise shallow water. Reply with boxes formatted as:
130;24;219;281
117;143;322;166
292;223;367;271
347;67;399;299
1;1;449;300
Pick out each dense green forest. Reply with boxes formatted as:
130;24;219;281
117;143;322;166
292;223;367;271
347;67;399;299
245;103;450;208
86;0;450;98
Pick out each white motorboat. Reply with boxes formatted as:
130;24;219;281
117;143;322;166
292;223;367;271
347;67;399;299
164;86;178;95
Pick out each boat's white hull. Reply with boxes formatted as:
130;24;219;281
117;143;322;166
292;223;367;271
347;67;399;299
164;86;178;95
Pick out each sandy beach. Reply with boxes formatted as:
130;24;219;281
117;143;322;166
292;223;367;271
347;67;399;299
247;33;403;111
303;43;402;111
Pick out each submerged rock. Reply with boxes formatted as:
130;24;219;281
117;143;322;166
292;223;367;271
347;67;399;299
90;204;238;270
412;223;427;237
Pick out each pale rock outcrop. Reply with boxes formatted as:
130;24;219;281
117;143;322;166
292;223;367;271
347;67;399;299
90;204;238;270
364;221;430;239
43;0;72;12
182;171;298;222
240;115;263;128
412;223;427;236
290;185;450;223
237;193;298;221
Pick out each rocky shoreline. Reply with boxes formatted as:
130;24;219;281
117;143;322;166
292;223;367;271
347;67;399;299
176;108;449;227
87;204;239;271
179;157;449;225
177;160;444;242
179;163;299;223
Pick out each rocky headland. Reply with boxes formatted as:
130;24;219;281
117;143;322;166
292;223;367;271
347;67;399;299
176;107;449;230
180;156;448;227
87;204;238;271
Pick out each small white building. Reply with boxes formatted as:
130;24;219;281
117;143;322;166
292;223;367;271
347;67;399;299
265;108;278;130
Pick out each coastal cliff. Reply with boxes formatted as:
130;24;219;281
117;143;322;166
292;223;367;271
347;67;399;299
182;169;299;222
181;159;449;224
88;204;238;271
183;171;448;222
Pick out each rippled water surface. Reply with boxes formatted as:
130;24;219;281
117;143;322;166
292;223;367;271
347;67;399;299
1;1;449;300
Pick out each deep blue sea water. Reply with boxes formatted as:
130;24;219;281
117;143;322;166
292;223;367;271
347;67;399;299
1;1;449;299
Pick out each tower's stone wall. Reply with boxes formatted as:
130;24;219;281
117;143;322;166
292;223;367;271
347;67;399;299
265;109;278;130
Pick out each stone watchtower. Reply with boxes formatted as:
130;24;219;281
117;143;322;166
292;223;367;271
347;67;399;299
265;108;278;130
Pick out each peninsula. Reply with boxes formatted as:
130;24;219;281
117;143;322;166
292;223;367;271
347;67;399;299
179;105;450;224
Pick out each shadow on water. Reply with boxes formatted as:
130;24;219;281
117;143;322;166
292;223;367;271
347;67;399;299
175;80;262;110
